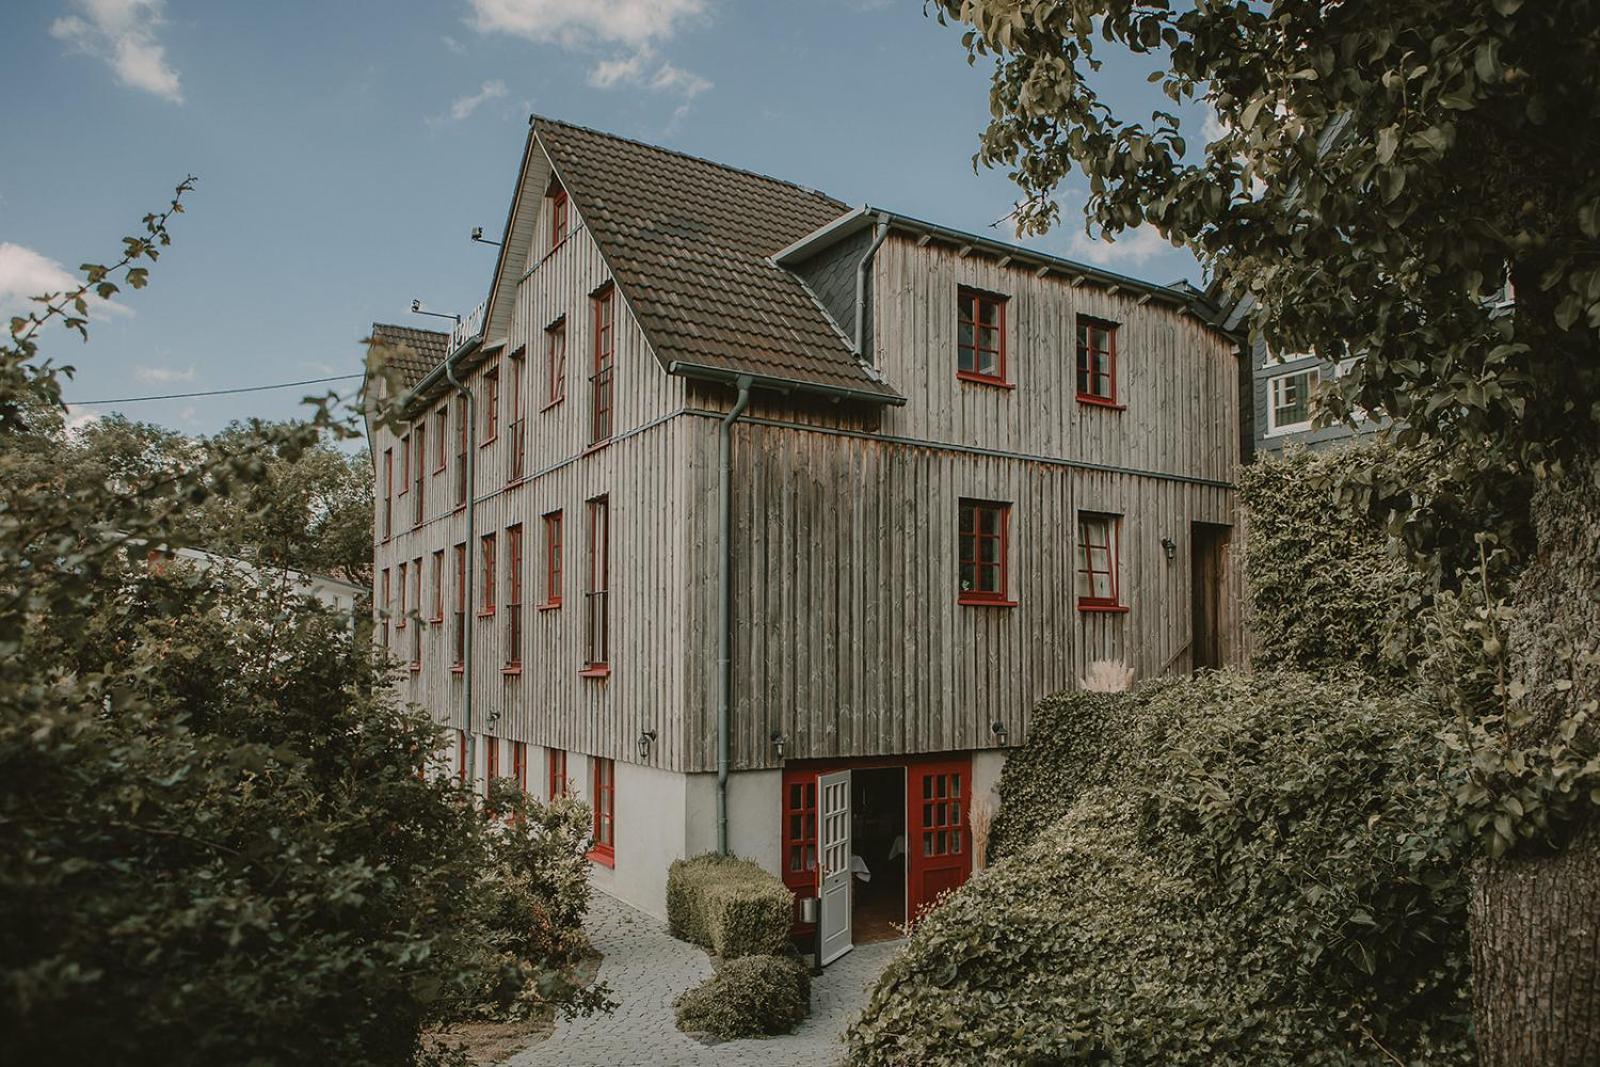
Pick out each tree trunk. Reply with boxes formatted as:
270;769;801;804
1472;452;1600;1064
1471;822;1600;1065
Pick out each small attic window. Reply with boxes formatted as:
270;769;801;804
547;181;569;251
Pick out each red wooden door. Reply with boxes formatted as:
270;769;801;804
907;757;972;921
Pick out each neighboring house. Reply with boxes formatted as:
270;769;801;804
143;543;364;625
363;117;1246;961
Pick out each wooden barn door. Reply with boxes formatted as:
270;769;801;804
817;770;853;964
907;757;972;921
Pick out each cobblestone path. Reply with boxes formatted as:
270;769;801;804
507;890;898;1067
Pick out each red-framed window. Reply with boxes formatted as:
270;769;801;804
582;496;609;674
485;736;500;782
548;748;568;799
1076;316;1119;405
396;561;408;630
545;318;566;408
381;448;393;540
507;347;526;483
454;395;469;508
957;287;1008;385
1076;511;1124;611
434;407;448;470
504;524;523;670
430;550;445;622
548;185;569;251
542;510;563;608
480;533;496;616
482;367;500;443
399;433;410;498
456;729;467;783
412;425;426;525
783;776;818;884
590;285;615;445
379;567;391;648
511;741;528;793
452;543;467;668
410;556;423;669
918;769;964;859
589;756;615;865
958;499;1012;605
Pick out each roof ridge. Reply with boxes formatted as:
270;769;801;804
532;115;846;210
371;322;449;337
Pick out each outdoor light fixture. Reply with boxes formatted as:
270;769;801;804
770;730;787;759
410;299;461;325
470;226;503;248
990;720;1008;740
1161;536;1178;561
636;729;657;760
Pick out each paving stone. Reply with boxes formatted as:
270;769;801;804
507;890;898;1067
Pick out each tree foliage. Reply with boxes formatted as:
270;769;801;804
0;182;605;1064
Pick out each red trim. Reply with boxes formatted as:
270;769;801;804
511;742;527;793
1076;316;1118;405
548;186;569;251
588;756;615;865
430;550;445;622
590;286;615;445
542;510;563;608
505;523;523;668
1076;512;1123;611
545;318;566;408
1078;602;1131;614
907;759;973;921
958;499;1010;604
433;406;448;471
584;496;609;671
957;371;1016;389
481;367;499;444
956;287;1008;384
958;596;1018;607
579;664;611;680
547;748;568;799
480;533;496;616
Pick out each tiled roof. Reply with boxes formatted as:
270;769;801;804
533;118;901;403
369;323;449;390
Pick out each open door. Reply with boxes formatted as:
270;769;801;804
1190;523;1230;671
907;759;971;922
817;769;853;964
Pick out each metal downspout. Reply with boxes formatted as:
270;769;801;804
853;214;892;363
444;353;478;788
717;376;754;855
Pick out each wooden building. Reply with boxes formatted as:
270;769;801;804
364;117;1245;962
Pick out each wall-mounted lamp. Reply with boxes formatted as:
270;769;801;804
470;226;503;248
636;729;657;761
990;720;1008;742
1161;536;1178;561
770;730;787;759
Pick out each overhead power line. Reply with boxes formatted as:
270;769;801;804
70;373;364;406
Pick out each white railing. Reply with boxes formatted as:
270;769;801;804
448;300;486;354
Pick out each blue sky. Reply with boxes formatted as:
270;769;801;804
2;0;1205;435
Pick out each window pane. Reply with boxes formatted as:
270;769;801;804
979;507;1000;535
980;562;999;592
959;505;974;534
980;536;999;564
979;299;1000;328
959;562;975;590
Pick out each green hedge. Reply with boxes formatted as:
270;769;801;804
845;672;1472;1066
666;854;792;960
674;954;811;1040
1241;442;1419;676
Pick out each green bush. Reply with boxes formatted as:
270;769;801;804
674;954;810;1040
1241;443;1420;675
845;672;1473;1066
666;854;793;960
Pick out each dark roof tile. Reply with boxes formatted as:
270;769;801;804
369;323;449;391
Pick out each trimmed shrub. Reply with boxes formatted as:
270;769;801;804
845;672;1472;1066
666;854;792;960
674;954;810;1040
1241;442;1419;675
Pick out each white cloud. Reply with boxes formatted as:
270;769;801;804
134;364;195;384
63;406;99;434
586;45;710;122
1065;224;1174;269
649;61;711;99
449;79;507;121
0;241;132;324
51;0;182;103
469;0;706;49
588;50;649;88
442;35;467;55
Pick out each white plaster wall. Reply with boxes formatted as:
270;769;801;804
971;748;1008;810
684;769;783;877
591;760;690;920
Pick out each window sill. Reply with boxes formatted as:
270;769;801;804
1077;602;1130;614
477;610;496;619
583;439;611;456
430;615;444;625
958;595;1018;608
538;601;562;612
1264;423;1314;438
501;664;522;676
409;662;422;673
451;664;465;675
506;475;526;488
1076;394;1125;410
587;846;615;868
579;664;611;680
956;371;1014;390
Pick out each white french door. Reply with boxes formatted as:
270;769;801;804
817;769;853;964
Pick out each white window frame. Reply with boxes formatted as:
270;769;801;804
1266;367;1320;436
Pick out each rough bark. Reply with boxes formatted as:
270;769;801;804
1471;453;1600;1065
